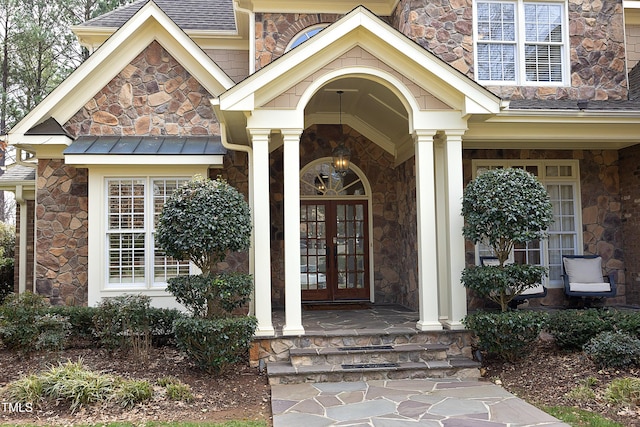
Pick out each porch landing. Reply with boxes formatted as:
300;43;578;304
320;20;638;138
252;305;479;385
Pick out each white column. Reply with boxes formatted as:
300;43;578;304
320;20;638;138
249;129;274;336
414;130;442;331
282;129;305;335
433;139;449;323
443;131;467;329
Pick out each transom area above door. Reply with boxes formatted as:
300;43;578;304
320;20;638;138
300;159;368;198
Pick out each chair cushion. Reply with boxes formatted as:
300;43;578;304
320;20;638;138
563;257;604;284
521;284;545;295
569;282;611;292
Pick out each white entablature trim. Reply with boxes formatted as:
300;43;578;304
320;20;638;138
9;1;233;143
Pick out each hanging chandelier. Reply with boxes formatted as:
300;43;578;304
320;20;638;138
331;90;351;177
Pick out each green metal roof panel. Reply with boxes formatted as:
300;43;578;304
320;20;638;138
63;136;226;155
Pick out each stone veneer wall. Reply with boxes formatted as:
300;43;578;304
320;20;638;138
462;149;624;308
36;160;88;306
396;159;419;310
254;13;343;70
268;124;402;306
14;200;35;294
619;143;640;305
65;41;219;137
392;0;627;100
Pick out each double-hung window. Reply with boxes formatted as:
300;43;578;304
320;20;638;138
474;0;567;84
473;160;581;286
106;177;190;289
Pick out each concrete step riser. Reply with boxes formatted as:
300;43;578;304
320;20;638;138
290;349;448;366
269;366;477;385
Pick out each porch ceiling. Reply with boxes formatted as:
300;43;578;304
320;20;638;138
303;77;411;156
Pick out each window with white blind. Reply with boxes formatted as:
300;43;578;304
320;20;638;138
106;177;190;288
473;160;581;286
474;0;567;84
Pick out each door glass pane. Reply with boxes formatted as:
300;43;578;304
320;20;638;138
300;204;327;290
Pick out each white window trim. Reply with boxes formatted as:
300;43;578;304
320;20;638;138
471;159;582;288
87;165;208;307
285;24;328;52
473;0;570;86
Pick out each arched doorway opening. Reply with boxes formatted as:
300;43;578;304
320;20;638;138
299;158;373;302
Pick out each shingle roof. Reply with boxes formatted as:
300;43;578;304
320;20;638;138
63;136;227;155
80;0;236;31
0;164;36;182
509;99;640;111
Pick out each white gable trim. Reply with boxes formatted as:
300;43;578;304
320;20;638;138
9;1;234;142
219;6;502;115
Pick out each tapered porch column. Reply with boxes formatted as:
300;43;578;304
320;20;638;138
414;130;442;331
249;129;274;336
442;131;467;329
282;129;305;335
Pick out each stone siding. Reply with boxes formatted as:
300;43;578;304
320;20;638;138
255;13;343;70
396;158;419;310
392;0;627;100
462;149;624;307
35;160;88;306
620;143;640;305
65;41;219;137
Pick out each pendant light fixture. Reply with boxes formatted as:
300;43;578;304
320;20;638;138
331;90;351;176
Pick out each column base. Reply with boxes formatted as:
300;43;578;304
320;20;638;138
416;320;443;331
254;326;276;337
282;325;305;336
442;320;466;330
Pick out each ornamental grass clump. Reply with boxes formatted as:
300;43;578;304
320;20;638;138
156;176;257;374
461;168;554;312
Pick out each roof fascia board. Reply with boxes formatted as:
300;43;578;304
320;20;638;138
247;0;399;15
10;2;233;139
64;154;225;166
488;110;640;122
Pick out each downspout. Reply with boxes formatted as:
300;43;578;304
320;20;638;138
212;101;255;315
234;1;256;75
15;184;27;294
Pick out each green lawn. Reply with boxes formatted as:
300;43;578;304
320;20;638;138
545;406;625;427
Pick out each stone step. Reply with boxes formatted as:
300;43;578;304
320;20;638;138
289;343;450;366
266;357;481;385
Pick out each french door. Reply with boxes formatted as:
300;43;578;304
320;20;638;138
300;200;369;301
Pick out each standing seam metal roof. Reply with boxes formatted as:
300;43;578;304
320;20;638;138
63;136;227;156
79;0;237;32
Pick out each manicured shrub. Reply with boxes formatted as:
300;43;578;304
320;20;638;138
167;272;253;319
547;309;617;350
583;331;640;369
463;310;548;362
92;294;151;359
0;258;14;304
173;316;257;374
0;292;70;355
613;310;640;338
147;307;185;347
461;168;553;311
48;305;98;344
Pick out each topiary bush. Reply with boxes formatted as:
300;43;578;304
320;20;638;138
462;310;548;362
584;331;640;369
461;168;553;311
172;316;257;374
547;309;617;350
156;176;257;373
0;292;70;355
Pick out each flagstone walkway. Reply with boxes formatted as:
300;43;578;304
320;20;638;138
271;378;569;427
